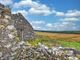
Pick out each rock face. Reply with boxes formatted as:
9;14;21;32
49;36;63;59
12;13;34;40
0;3;34;41
0;3;35;60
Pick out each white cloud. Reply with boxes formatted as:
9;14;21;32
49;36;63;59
55;10;80;17
13;0;49;9
32;26;42;30
52;10;80;18
1;0;80;17
12;0;80;17
55;12;64;16
46;23;53;27
30;20;46;30
65;10;80;17
51;22;77;31
30;20;78;31
13;0;32;8
31;20;45;24
12;10;28;17
60;17;79;21
0;0;13;5
30;19;80;31
13;0;53;16
28;1;53;16
45;23;54;30
28;8;52;16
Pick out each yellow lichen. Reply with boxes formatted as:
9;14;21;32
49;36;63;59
14;36;20;42
0;25;5;29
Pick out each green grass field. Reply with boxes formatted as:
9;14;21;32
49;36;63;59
27;32;80;50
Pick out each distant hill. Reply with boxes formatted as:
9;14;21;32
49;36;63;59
35;30;80;34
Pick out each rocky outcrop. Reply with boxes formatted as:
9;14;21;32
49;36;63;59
0;3;34;41
12;13;34;41
0;3;34;60
0;41;80;60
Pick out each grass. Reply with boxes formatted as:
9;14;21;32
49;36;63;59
27;32;80;50
36;32;80;42
28;35;57;46
28;37;80;50
58;40;80;50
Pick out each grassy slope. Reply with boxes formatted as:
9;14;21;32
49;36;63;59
28;31;80;50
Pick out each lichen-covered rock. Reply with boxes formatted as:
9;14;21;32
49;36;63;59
0;3;34;41
0;3;34;60
12;13;34;41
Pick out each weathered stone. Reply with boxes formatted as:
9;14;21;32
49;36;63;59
0;3;34;60
0;3;34;41
12;13;34;40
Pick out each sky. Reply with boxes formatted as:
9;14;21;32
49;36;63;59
0;0;80;31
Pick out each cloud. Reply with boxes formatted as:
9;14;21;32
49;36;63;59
0;0;13;5
13;0;32;8
28;7;52;16
12;0;80;17
12;10;28;17
13;0;53;16
28;2;52;16
54;10;80;17
46;22;75;31
30;20;79;31
51;22;77;31
46;23;53;27
1;0;80;17
31;20;45;24
55;12;65;16
30;20;46;30
60;17;80;21
65;10;80;17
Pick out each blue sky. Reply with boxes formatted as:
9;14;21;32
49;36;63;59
0;0;80;31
